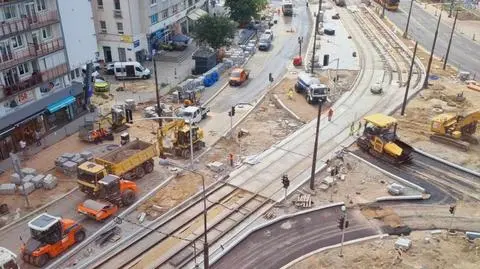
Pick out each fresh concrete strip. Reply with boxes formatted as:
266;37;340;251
348;152;426;193
279;233;389;269
272;94;303;122
375;195;428;202
413;147;480;177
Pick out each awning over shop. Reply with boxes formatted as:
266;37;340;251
47;96;76;113
187;8;208;21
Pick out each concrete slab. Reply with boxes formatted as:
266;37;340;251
0;183;16;195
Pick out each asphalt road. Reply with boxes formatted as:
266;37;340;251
211;205;379;269
208;0;312;112
386;1;480;76
0;165;171;269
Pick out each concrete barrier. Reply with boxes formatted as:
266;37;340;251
413;147;480;177
375;195;426;202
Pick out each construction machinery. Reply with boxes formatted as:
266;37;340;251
157;119;205;158
0;247;18;269
78;107;127;143
77;174;136;221
430;110;480;151
357;114;413;164
77;139;156;196
21;213;85;267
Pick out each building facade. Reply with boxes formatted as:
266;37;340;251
92;0;207;63
0;0;96;161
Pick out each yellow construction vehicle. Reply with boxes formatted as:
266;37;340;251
430;110;480;151
157;119;205;158
357;113;413;164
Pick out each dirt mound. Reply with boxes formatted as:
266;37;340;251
361;205;402;228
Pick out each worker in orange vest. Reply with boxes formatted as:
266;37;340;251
228;153;234;167
328;108;334;122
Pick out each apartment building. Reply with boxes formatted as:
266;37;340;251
0;0;96;161
92;0;207;63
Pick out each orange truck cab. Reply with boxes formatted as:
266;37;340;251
21;213;85;267
229;68;250;86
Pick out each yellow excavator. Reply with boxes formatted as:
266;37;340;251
430;110;479;151
357;114;413;164
157;120;205;158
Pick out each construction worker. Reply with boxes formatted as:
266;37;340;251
328;108;334;122
287;88;294;100
228;153;234;167
350;122;355;136
356;121;362;136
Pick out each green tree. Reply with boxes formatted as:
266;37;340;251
225;0;268;24
191;15;236;49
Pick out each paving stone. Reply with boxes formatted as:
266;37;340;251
10;173;21;185
80;151;94;160
61;153;75;160
0;183;16;195
18;182;35;195
21;174;34;184
31;174;45;189
43;175;58;190
21;167;36;176
55;157;68;166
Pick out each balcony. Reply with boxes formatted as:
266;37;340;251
113;10;122;18
0;11;60;39
0;38;64;72
1;63;68;102
0;0;31;7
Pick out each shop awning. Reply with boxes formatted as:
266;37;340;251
47;96;76;113
187;8;208;21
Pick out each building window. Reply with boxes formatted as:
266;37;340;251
100;21;107;33
70;70;75;80
75;68;80;78
161;9;168;19
97;0;103;9
18;63;29;75
36;0;46;11
41;26;52;39
172;4;178;14
11;35;23;49
151;0;157;5
117;22;124;34
150;13;158;25
114;0;121;10
3;6;17;19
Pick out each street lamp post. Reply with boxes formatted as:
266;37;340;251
159;159;209;268
309;100;324;190
151;49;163;128
424;7;443;89
381;1;386;19
339;205;347;257
298;36;303;57
401;41;418;116
403;0;414;38
443;10;458;70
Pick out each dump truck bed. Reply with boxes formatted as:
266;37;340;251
95;140;157;176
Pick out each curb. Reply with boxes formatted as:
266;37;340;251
209;202;345;266
348;152;426;193
272;94;303;122
279;233;389;269
413;147;480;177
375;195;426;202
0;186;79;234
46;175;176;269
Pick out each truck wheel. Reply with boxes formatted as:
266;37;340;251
307;95;313;104
142;75;147;79
294;83;301;92
144;161;154;174
135;166;145;178
74;230;86;243
122;190;136;206
182;149;189;158
35;254;49;267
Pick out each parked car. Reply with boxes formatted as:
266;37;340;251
105;63;115;75
94;77;110;92
264;29;274;39
114;62;151;80
324;28;336;35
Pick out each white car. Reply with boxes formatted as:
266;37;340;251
264;29;274;39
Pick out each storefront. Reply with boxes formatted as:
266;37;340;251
0;82;84;161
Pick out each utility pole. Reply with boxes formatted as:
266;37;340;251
310;0;322;73
381;1;386;19
298;36;303;57
403;0;414;38
449;0;455;18
423;8;442;89
310;101;323;190
443;10;458;70
338;205;348;257
152;49;162;128
401;41;418;116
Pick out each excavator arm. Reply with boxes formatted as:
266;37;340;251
455;110;480;135
157;120;186;154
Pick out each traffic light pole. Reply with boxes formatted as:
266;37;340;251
339;205;347;257
447;205;456;238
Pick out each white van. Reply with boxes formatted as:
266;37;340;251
113;62;151;80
